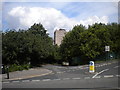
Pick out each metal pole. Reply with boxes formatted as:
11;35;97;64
6;66;9;79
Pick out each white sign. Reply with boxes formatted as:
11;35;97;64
105;46;110;51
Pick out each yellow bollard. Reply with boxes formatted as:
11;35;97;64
89;61;95;73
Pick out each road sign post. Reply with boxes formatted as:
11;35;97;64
105;46;110;60
89;61;95;73
6;66;9;79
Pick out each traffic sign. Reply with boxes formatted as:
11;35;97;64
89;61;95;73
105;46;110;51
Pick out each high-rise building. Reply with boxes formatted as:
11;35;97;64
54;29;67;46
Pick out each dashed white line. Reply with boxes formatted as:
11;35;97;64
92;69;109;78
57;72;62;74
84;77;90;79
104;75;114;78
53;79;61;81
22;80;30;82
72;78;81;80
42;79;51;81
63;78;70;80
31;80;40;82
116;75;120;77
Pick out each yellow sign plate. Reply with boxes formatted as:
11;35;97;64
90;66;94;71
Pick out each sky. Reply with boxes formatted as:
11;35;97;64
2;1;118;38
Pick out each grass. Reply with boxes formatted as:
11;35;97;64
95;59;119;64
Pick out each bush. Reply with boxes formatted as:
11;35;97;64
8;64;31;72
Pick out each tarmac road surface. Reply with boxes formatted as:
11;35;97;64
2;60;120;89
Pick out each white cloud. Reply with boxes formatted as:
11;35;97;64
80;16;108;26
7;6;109;37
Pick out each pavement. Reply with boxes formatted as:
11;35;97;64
2;67;52;82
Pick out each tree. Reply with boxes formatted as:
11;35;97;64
60;23;120;65
60;24;87;64
2;23;55;66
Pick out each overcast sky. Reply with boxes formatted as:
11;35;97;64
2;1;118;38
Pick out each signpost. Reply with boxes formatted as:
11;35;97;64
105;46;110;52
105;46;110;60
6;66;9;79
89;61;95;73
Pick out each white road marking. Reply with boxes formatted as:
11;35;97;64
84;77;90;79
93;76;101;78
104;75;114;78
116;75;120;77
114;66;119;68
72;78;81;80
92;69;109;78
42;79;51;81
22;80;30;82
63;78;70;80
31;80;40;82
53;79;61;81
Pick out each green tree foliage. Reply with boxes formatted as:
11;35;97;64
2;23;120;67
2;23;55;66
60;23;119;65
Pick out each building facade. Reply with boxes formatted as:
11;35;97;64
54;29;67;46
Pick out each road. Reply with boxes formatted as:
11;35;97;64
2;60;120;89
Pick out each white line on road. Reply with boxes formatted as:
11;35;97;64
42;79;51;81
92;69;109;78
22;80;30;82
116;75;120;77
114;66;119;68
53;79;61;81
93;76;101;78
63;78;70;80
31;80;40;82
84;77;90;79
57;72;63;74
72;78;81;80
104;75;114;78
